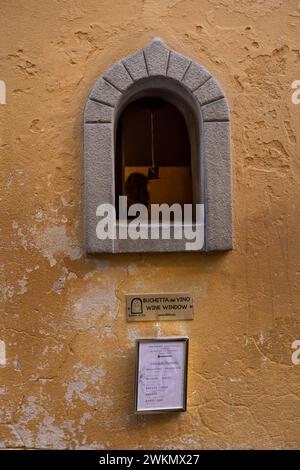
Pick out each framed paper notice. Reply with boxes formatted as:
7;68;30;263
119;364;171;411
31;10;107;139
135;337;189;413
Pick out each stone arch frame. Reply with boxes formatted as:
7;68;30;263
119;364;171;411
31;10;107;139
84;38;232;253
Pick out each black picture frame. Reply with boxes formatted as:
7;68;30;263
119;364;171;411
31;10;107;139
134;337;189;414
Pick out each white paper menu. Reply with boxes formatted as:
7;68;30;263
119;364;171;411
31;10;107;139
137;340;186;411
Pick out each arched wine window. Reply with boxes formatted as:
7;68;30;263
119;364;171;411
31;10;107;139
115;97;193;219
84;38;232;253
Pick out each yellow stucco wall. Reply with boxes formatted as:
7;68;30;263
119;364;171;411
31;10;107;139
1;0;300;449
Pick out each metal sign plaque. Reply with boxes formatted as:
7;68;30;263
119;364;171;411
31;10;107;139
126;293;194;322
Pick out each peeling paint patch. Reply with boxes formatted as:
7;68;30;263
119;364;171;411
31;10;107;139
65;270;77;281
259;333;265;345
0;283;14;301
71;281;119;325
65;363;111;408
11;221;29;249
34;225;82;266
17;275;28;295
79;411;92;426
52;276;65;294
127;327;140;342
36;416;67;449
19;396;41;424
0;340;6;366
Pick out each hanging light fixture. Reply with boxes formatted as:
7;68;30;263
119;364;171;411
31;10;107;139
136;97;163;180
148;106;160;180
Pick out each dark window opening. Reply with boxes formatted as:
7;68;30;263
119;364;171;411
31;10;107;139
115;97;193;220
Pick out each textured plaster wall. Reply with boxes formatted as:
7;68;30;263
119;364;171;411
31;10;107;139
0;0;300;450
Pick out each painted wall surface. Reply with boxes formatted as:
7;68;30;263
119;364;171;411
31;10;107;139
0;0;300;450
